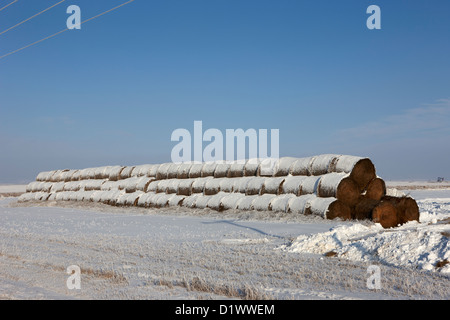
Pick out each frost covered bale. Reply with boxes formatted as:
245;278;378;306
82;179;106;191
207;192;227;211
204;178;223;195
353;197;379;220
245;177;266;195
167;163;181;179
378;196;420;226
177;163;193;179
120;166;135;180
270;194;296;212
317;172;360;207
281;176;308;196
137;193;151;207
148;164;160;178
273;157;298;177
323;199;352;220
287;194;316;214
167;194;185;207
299;176;321;196
364;177;386;201
201;162;217;178
289;157;314;176
136;177;155;192
146;180;159;193
63;181;82;192
156;179;172;194
182;194;201;208
219;177;237;193
106;166;125;181
244;159;260;176
235;195;259;211
309;154;340;176
228;162;246;178
257;158;278;177
36;171;55;182
156;163;173;180
177;179;195;196
50;182;65;193
188;163;204;179
234;177;254;194
252;194;276;211
50;169;70;182
220;193;245;210
214;163;231;178
166;179;180;194
131;164;153;178
191;177;213;194
333;155;376;192
261;177;285;195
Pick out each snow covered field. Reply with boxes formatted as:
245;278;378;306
0;183;448;300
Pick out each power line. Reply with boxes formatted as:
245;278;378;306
0;0;18;13
0;0;136;60
0;0;66;36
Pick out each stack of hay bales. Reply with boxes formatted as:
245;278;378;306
19;154;419;228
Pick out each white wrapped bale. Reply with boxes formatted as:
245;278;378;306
273;157;298;177
245;177;266;195
214;163;231;178
270;194;297;212
220;193;246;210
188;163;204;179
176;163;193;179
251;194;276;211
177;179;195;196
261;177;285;195
281;176;308;195
201;162;217;178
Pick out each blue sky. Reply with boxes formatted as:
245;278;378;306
0;0;449;183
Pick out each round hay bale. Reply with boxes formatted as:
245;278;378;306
167;194;185;207
146;180;159;193
63;181;81;192
51;181;65;193
287;194;316;214
353;197;380;220
155;193;171;208
228;162;246;178
120;166;135;180
188;163;204;179
166;179;180;194
78;168;90;181
100;180;117;191
245;177;266;195
182;194;201;208
214;163;231;178
177;179;195;196
71;170;81;181
372;201;399;228
261;177;285;195
137;193;151;207
334;177;360;207
310;154;340;176
273;157;298;177
132;165;153;177
251;194;276;211
148;164;160;178
219;178;237;193
334;156;376;192
177;163;193;179
257;158;277;177
191;177;213;194
398;197;420;224
235;195;259;211
365;177;386;201
136;177;155;192
281;176;308;196
156;163;173;180
204;178;224;195
325;199;353;220
201;162;217;178
220;193;246;210
270;194;296;212
193;195;210;209
244;159;260;176
289;157;314;176
156;180;171;194
106;166;124;181
207;192;227;211
299;176;321;196
36;171;52;182
167;163;180;179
